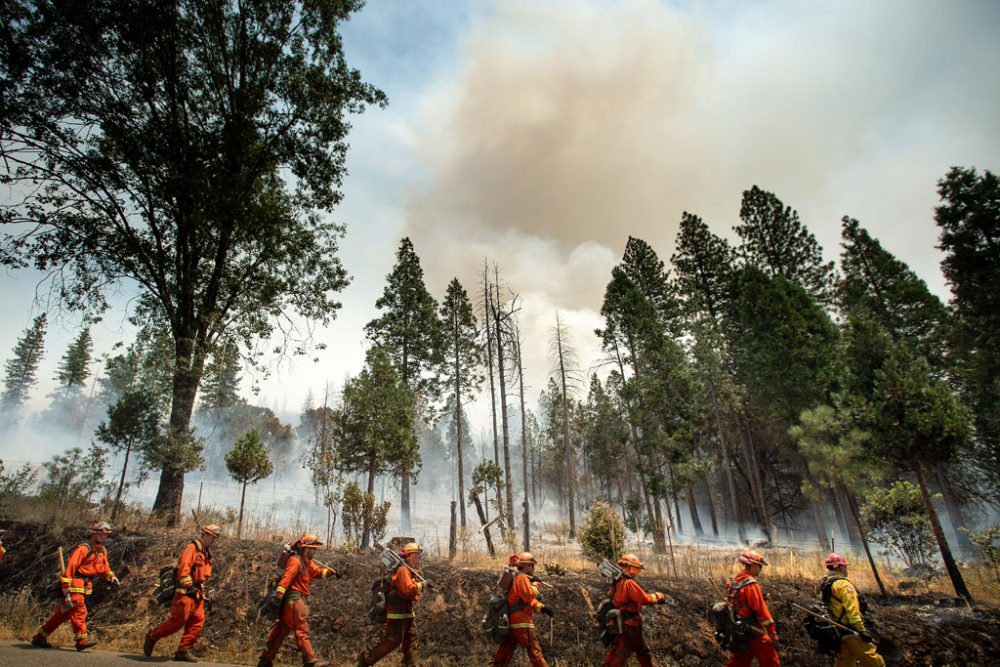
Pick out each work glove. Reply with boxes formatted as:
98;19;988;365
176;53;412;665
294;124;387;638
859;631;874;644
63;593;73;607
333;568;344;579
540;606;555;618
654;592;666;604
109;575;120;586
421;580;434;593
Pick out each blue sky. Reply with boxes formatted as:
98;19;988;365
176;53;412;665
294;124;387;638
2;0;999;434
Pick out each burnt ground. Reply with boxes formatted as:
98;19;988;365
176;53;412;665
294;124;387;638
1;520;998;666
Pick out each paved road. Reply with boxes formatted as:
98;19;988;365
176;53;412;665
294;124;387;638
0;641;246;666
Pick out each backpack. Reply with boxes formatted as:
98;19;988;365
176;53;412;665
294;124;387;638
483;594;512;643
368;564;400;625
802;604;842;656
707;577;755;651
152;540;204;606
595;576;626;646
482;569;528;643
153;566;178;606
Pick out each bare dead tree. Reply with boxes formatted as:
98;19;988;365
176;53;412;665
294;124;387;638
550;312;583;539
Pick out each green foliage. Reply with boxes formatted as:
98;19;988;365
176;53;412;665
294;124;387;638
862;481;937;569
726;267;838;423
1;314;47;419
469;460;506;517
736;185;835;304
1;0;384;519
199;338;243;411
869;343;972;465
38;444;109;510
56;327;93;387
672;212;736;328
935;167;1000;493
366;238;443;399
0;459;37;518
224;429;273;486
965;525;1000;583
579;501;627;563
97;390;163;461
337;346;418;484
791;401;884;491
341;479;390;549
839;218;949;370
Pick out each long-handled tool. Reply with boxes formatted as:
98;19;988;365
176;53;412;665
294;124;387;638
791;602;855;634
58;546;66;575
708;575;726;600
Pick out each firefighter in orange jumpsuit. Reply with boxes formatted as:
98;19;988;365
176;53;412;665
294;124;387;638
490;551;551;667
821;553;885;667
603;553;667;667
32;521;120;650
360;542;429;666
724;550;780;667
144;524;222;662
0;528;6;562
258;533;338;667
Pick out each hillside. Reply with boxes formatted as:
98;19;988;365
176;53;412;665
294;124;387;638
0;521;997;666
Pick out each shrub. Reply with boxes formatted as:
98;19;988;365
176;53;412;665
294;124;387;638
862;481;937;568
579;501;626;563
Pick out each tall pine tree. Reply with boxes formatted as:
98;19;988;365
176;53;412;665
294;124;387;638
365;238;442;532
1;313;48;424
736;186;835;304
439;278;483;530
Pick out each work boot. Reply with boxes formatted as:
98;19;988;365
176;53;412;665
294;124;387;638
256;658;273;667
356;653;368;667
303;661;330;667
143;631;157;657
174;648;199;662
30;634;51;648
76;638;98;651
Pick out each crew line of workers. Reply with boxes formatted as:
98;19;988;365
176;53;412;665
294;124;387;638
10;521;887;666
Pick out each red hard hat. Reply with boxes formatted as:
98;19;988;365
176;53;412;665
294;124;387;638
738;550;768;567
825;552;848;568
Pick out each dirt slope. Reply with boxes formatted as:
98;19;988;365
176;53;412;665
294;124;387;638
1;521;997;666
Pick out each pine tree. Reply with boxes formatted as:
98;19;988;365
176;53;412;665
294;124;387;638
439;278;483;529
365;238;442;532
200;338;242;411
935;167;1000;494
336;347;416;549
45;326;96;432
225;429;273;539
839;217;950;369
96;389;162;520
1;313;48;423
736;185;835;304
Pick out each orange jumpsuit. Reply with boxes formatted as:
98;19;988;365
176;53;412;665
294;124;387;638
724;571;780;667
491;571;548;667
260;553;334;664
363;563;425;665
0;542;6;561
603;576;662;667
149;540;212;649
37;542;116;646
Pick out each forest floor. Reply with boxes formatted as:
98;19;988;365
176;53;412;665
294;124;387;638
0;519;998;666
